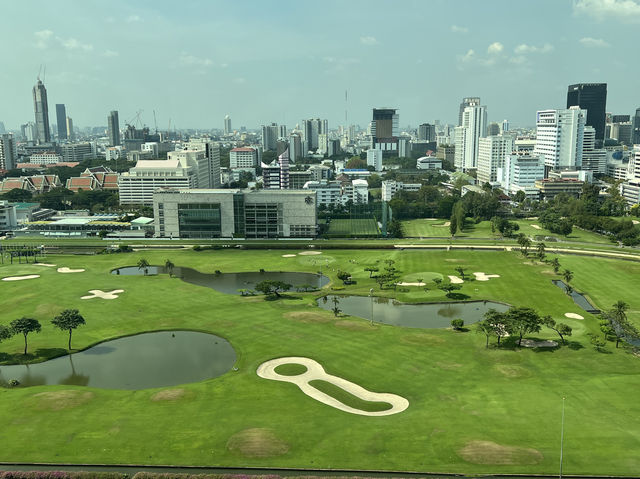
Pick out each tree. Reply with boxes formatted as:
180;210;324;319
536;242;546;262
1;188;33;202
602;301;639;348
337;270;351;284
51;309;86;350
508;307;542;347
543;316;572;344
439;282;462;298
590;334;607;352
388;219;404;238
451;319;464;330
0;324;13;343
484;309;510;346
255;280;292;298
449;215;458;237
331;296;341;317
346;157;367;169
550;257;561;274
10;317;42;355
476;320;494;348
137;258;150;275
564;283;574;296
364;266;379;278
454;266;467;280
164;259;175;278
517;234;531;256
562;269;573;284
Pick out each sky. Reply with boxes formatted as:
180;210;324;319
1;0;640;131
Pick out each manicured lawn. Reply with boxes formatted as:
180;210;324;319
326;218;380;237
0;248;639;475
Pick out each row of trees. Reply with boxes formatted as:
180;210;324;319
0;310;86;355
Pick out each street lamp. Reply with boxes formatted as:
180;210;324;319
369;288;374;326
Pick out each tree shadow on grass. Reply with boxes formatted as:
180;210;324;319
0;348;68;366
264;294;303;302
446;293;471;300
566;340;584;350
33;347;68;360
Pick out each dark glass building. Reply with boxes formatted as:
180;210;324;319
566;83;607;141
55;104;67;140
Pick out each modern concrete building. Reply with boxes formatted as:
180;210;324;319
534;107;585;170
487;122;501;136
477;135;515;184
55;104;67;140
418;123;436;142
183;138;221;188
33;79;51;143
153;188;317;239
61;142;94;162
382;180;421;201
303;178;368;205
108;111;121;146
416;156;442;170
581;126;607;173
458;97;481;126
230;147;258;169
289;133;303;162
398;137;411;158
0;201;18;231
0;134;17;170
371;108;399;154
29;152;63;165
261;123;279;151
497;152;545;198
455;103;487;171
224;115;232;135
367;148;383;171
534;178;584;201
65;116;74;141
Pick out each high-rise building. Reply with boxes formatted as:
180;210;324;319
230;147;258;169
21;122;36;143
477;135;515;184
371;108;399;154
458;97;480;126
301;119;327;150
567;83;607;141
367;148;383;172
533;107;586;170
0;134;17;170
33;79;51;143
454;104;487;170
418;123;436;142
498;152;545;198
66;117;74;141
261;123;279;151
633;108;640;145
184;138;221;188
56;104;67;140
224;115;232;135
289;133;302;162
501;119;510;133
108;111;120;146
278;125;287;139
487;122;501;136
582;126;607;173
0;122;5;134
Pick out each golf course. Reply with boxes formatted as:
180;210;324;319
1;246;639;475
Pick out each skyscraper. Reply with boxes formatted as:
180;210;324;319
33;79;51;143
371;108;399;154
534;107;585;170
458;97;480;126
567;83;607;141
224;115;232;135
108;111;120;146
0;134;17;170
262;123;279;151
302;119;327;150
418;123;436;141
477;135;515;184
65;117;74;141
633;108;640;145
56;104;67;140
454;104;487;170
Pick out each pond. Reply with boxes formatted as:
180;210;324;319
112;266;329;295
551;280;600;313
317;295;510;329
0;331;236;390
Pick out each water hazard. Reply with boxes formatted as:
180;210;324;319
112;266;329;295
317;295;509;328
0;331;236;390
551;280;600;313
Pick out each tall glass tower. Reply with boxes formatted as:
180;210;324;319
567;83;607;141
56;104;67;140
33;79;51;143
108;110;120;146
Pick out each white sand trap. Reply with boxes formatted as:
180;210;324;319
397;282;425;287
565;312;584;320
448;275;464;284
2;274;40;281
521;339;558;348
443;221;451;227
298;251;322;256
633;220;640;225
81;289;124;300
282;254;297;258
34;263;56;267
531;224;542;230
473;272;500;281
57;267;85;273
257;357;409;417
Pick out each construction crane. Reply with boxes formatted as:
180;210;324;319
153;110;158;135
126;110;144;129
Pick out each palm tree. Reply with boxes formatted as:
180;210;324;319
562;269;574;284
612;301;629;322
550;257;561;274
137;258;150;276
517;234;531;256
164;259;175;278
536;242;546;261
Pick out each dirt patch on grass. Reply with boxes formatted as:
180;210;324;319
444;259;463;262
436;361;463;370
34;303;62;316
495;364;531;378
227;428;289;458
284;311;332;323
335;320;375;331
151;388;187;401
33;391;94;410
401;334;445;345
459;440;543;465
541;270;557;275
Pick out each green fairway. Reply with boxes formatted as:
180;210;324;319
0;248;639;475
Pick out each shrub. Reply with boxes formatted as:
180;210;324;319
451;318;464;330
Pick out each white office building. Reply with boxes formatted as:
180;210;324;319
367;148;383;171
498;152;545;198
454;104;487;171
416;156;443;170
230;147;258;168
477;135;515;184
533;107;585;170
1;134;19;170
183;138;221;188
28;152;63;165
581;126;607;174
620;146;640;206
382;180;421;201
0;200;17;230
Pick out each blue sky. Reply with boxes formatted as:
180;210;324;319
2;0;639;130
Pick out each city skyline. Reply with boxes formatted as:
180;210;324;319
1;0;639;130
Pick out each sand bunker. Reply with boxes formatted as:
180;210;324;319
448;275;464;284
57;267;85;273
81;289;124;300
257;357;409;416
473;272;500;281
565;312;584;320
520;339;558;348
298;251;322;255
633;220;639;225
531;224;542;230
281;254;297;258
397;282;426;286
2;275;40;281
33;263;56;267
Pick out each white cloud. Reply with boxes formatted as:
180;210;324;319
179;52;213;67
574;0;640;22
126;15;142;23
60;37;93;52
579;36;611;47
460;49;475;63
103;50;119;57
514;43;554;54
34;30;53;49
360;36;379;45
487;42;504;54
450;24;469;34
